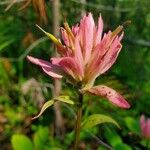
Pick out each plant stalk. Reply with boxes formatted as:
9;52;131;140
146;140;150;150
74;92;83;150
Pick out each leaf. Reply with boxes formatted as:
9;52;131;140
81;114;120;130
0;39;14;52
124;117;140;134
115;143;132;150
54;95;74;105
104;127;132;150
32;100;54;120
11;134;34;150
33;127;49;150
104;127;122;147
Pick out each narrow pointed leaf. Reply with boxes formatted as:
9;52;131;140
54;95;74;105
32;100;54;120
84;85;130;108
81;114;120;130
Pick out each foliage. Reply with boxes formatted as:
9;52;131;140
11;134;34;150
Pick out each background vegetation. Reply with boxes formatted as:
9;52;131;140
0;0;150;149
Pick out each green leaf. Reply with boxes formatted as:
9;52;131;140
49;147;62;150
11;134;33;150
0;39;14;52
32;100;54;120
81;114;120;130
115;143;132;150
54;95;74;105
104;128;122;147
34;127;49;150
104;127;132;150
124;117;140;134
141;139;150;148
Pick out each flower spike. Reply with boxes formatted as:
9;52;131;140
28;13;130;109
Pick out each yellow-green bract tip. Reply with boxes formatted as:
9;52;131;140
36;24;62;46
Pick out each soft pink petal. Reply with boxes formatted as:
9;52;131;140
84;31;114;84
41;67;62;78
146;119;150;138
140;115;146;136
72;24;79;36
86;31;112;73
59;57;84;79
85;32;123;83
84;85;130;108
99;33;124;74
51;57;63;65
27;55;52;67
100;44;122;74
61;28;70;46
79;13;95;64
140;115;150;139
51;57;84;81
74;35;84;71
95;14;103;45
27;55;62;78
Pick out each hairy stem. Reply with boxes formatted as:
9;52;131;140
74;92;83;150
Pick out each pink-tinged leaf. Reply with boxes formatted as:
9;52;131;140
27;56;62;79
32;100;54;120
83;85;130;108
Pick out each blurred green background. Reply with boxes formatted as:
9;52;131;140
0;0;150;149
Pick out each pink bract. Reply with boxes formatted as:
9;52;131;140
140;115;150;139
27;13;130;109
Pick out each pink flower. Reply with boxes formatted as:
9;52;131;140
140;115;150;140
27;13;130;108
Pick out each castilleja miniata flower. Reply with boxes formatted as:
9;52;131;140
27;13;130;108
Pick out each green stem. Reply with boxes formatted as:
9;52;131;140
74;92;83;150
146;140;150;149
